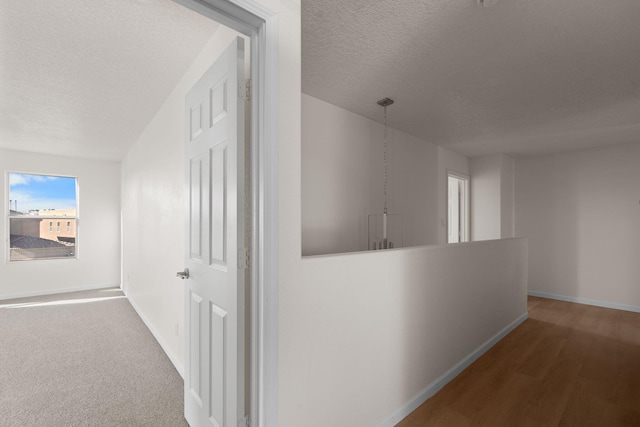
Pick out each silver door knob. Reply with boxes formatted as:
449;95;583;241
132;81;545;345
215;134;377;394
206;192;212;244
176;268;190;279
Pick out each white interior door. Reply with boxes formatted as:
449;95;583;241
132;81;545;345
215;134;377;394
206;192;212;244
448;176;460;243
183;37;246;427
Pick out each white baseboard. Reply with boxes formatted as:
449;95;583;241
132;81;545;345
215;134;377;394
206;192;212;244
126;294;185;378
0;283;121;301
377;312;528;427
528;291;640;313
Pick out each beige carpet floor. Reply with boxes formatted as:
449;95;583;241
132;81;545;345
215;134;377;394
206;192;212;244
0;287;188;426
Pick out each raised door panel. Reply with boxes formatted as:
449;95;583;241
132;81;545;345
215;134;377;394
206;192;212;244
210;144;227;268
190;156;205;261
210;78;228;127
188;291;204;408
190;101;205;141
209;304;227;427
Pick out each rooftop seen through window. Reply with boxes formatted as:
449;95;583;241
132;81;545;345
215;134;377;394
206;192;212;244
8;173;78;261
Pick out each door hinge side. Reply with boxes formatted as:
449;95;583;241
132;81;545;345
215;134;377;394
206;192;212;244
238;79;250;100
238;248;250;270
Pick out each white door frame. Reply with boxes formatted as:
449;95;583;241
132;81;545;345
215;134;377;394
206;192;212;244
173;1;279;426
446;170;470;243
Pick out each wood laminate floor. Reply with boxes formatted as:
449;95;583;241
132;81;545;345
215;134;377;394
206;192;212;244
397;296;640;427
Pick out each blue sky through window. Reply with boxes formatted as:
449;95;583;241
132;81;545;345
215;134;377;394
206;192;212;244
9;173;77;213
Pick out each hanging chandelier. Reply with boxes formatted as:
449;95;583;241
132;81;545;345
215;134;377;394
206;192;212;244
368;98;403;250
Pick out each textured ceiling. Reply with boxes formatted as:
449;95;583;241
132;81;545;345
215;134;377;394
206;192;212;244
0;0;217;160
303;0;640;157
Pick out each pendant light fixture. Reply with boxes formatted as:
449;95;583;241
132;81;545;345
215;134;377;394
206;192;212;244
368;98;403;250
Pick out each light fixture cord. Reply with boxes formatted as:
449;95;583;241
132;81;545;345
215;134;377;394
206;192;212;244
383;105;388;214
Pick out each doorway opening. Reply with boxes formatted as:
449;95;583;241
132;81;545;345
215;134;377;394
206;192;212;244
173;1;279;425
447;172;469;243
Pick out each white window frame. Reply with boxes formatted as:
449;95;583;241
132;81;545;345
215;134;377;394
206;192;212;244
7;172;79;262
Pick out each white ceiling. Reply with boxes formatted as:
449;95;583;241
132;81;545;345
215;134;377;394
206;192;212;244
0;0;217;161
2;1;639;161
303;0;640;157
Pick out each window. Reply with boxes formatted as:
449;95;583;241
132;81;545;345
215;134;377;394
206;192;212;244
447;172;470;243
8;173;78;261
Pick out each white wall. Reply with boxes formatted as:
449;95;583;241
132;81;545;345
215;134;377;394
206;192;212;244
501;155;515;238
301;95;372;254
516;141;640;309
0;149;120;299
279;5;528;425
282;239;528;427
470;154;515;241
470;155;501;241
120;25;243;372
302;94;440;256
